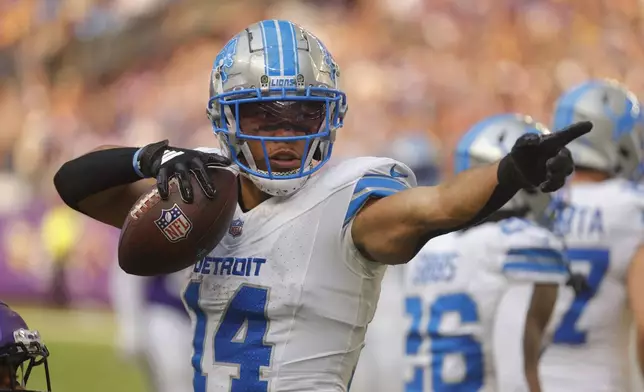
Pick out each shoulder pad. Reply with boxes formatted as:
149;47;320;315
319;156;417;191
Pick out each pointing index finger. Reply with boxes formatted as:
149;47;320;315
541;121;593;150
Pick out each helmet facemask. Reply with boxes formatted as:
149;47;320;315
522;187;568;231
615;121;644;180
0;329;51;392
210;87;344;197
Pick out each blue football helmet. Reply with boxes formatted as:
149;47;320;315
207;19;348;196
385;133;441;186
552;79;644;180
0;302;50;392
455;114;564;226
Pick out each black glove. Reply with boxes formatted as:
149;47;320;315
502;121;593;192
136;140;231;203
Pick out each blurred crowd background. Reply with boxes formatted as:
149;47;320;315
1;0;644;390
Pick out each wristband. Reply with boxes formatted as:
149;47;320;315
496;154;527;191
132;147;145;178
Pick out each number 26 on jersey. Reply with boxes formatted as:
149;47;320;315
405;293;484;391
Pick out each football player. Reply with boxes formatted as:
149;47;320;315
0;302;51;392
53;19;588;392
110;263;193;392
350;133;441;392
539;79;644;392
403;114;569;392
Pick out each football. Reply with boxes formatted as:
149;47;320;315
118;167;238;276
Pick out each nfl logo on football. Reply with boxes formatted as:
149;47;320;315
154;204;193;242
229;218;244;238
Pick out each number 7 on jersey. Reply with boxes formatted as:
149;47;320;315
553;248;609;344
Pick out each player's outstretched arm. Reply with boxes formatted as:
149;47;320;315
627;245;644;377
53;141;229;229
351;121;592;265
523;284;558;392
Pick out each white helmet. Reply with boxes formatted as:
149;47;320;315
552;79;644;180
455;114;561;225
206;20;348;196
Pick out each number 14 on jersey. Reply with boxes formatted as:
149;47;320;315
184;281;274;392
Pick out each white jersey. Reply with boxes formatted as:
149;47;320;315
181;154;416;392
540;179;644;392
404;218;569;392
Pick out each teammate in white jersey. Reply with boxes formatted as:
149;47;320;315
110;264;193;392
53;20;588;392
539;79;644;392
404;114;569;392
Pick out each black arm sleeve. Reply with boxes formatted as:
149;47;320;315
459;154;524;227
53;147;142;212
415;155;522;251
